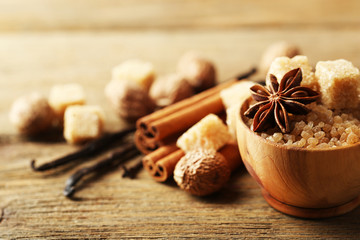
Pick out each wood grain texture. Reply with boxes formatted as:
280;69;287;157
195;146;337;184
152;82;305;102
1;139;360;239
0;0;360;31
1;0;360;238
2;29;360;134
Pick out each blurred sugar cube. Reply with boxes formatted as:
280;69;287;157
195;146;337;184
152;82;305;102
49;83;86;119
111;59;155;91
64;105;104;144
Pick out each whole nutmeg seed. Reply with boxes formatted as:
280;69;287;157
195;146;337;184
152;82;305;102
173;149;231;196
149;73;194;107
177;52;216;92
105;80;156;121
259;41;301;75
9;92;54;135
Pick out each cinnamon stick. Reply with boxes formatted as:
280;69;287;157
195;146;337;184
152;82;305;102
152;149;185;182
136;79;236;139
135;130;180;155
144;142;242;183
142;143;178;174
150;92;225;140
134;130;159;154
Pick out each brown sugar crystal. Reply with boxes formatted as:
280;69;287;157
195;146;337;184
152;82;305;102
252;103;360;148
315;59;360;110
267;55;318;90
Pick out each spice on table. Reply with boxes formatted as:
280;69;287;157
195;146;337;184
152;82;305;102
31;127;135;171
9;92;54;135
244;68;319;133
141;111;237;183
177;52;217;92
105;59;156;121
142;143;178;175
173;143;241;196
105;79;157;121
27;66;256;197
170;112;241;195
151;149;185;182
135;67;257;154
64;142;140;198
149;73;194;107
137;68;256;183
135;80;233;154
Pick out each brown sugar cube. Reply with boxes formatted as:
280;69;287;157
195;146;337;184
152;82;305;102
177;114;232;152
64;105;104;144
315;59;360;109
267;55;318;90
49;83;86;119
111;59;155;92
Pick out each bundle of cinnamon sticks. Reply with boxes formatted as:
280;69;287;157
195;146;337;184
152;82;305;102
135;79;238;182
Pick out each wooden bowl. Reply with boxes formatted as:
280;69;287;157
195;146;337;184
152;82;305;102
236;98;360;218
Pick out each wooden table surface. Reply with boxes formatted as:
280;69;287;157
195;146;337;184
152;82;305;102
1;1;360;239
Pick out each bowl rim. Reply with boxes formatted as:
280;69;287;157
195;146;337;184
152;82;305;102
238;97;360;152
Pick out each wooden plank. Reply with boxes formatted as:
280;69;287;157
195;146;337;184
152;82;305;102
1;28;360;238
1;29;360;134
0;0;359;31
0;141;359;238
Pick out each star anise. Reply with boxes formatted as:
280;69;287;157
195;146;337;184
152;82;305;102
244;68;320;133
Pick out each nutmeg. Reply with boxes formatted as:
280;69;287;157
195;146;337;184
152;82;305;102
173;149;231;196
177;52;216;92
149;73;194;107
9;92;54;135
259;41;301;75
105;80;156;121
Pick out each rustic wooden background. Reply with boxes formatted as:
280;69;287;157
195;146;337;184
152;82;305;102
1;0;360;239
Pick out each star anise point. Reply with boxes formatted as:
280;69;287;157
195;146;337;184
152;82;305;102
244;68;320;134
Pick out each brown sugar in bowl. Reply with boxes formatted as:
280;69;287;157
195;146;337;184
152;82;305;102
236;97;360;218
